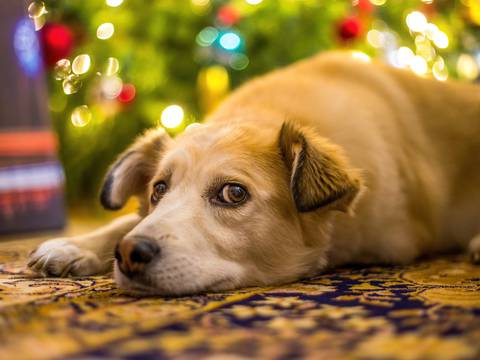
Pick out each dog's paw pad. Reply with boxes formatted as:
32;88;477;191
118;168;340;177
28;239;103;277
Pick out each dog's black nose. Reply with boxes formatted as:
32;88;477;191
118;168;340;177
117;236;160;275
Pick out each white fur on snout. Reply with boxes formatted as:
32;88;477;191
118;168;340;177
28;239;103;277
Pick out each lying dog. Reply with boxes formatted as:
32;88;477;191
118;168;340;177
28;51;480;295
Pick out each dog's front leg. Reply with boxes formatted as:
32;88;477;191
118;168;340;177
469;234;480;264
28;214;141;277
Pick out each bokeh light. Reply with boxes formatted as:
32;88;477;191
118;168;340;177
410;55;428;76
457;54;479;80
54;59;71;80
27;1;47;18
196;27;218;47
97;23;115;40
219;32;241;50
62;74;82;94
104;57;120;76
71;105;92;127
72;54;91;75
100;76;123;99
161;105;185;129
406;11;427;33
106;0;124;7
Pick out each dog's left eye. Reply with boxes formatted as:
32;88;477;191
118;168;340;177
151;181;167;204
215;183;248;206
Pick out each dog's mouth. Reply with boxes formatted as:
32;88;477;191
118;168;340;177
113;264;234;296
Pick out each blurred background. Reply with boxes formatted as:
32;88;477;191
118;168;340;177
1;0;480;232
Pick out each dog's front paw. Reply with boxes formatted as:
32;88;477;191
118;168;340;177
469;234;480;264
28;239;104;277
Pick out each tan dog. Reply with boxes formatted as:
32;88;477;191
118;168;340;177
28;52;480;295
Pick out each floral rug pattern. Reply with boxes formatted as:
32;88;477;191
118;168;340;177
1;238;480;360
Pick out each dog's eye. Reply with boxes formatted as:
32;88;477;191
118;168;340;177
215;183;248;206
151;181;167;204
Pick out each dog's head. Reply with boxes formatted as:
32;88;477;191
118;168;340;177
101;121;362;295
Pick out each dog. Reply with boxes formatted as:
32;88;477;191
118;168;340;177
28;51;480;295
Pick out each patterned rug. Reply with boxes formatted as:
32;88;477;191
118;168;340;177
1;237;480;360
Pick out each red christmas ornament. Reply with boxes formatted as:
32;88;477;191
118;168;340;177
337;16;362;41
217;5;240;27
40;23;74;67
118;84;136;104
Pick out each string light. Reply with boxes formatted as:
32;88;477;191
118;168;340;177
196;27;218;47
27;1;47;18
219;32;241;50
229;53;249;70
369;0;386;5
33;16;46;31
246;0;263;4
161;105;185;129
54;59;71;80
367;29;384;48
432;57;448;81
106;0;124;7
395;47;414;68
62;74;82;94
432;31;449;49
72;54;91;75
104;57;120;76
71;105;92;127
410;55;428;76
100;76;123;99
97;23;115;40
191;0;210;5
406;11;428;33
457;54;479;80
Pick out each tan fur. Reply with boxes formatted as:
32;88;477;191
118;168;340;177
29;51;480;295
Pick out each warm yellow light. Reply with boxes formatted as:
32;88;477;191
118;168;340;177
72;54;91;75
191;0;210;6
396;47;414;68
367;29;384;48
432;57;448;81
28;1;47;19
410;55;428;76
161;105;185;129
432;31;449;49
246;0;263;4
100;76;123;99
97;23;114;40
104;57;120;76
457;54;479;80
406;11;427;33
351;51;371;63
106;0;123;7
369;0;386;5
71;105;92;127
204;66;230;94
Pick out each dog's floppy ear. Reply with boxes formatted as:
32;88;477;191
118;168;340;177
279;121;362;213
100;128;172;211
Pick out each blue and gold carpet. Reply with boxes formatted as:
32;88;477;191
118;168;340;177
1;237;480;359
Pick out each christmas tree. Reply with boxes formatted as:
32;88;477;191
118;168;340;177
26;0;480;206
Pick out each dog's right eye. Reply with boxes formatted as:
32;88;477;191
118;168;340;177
151;181;167;204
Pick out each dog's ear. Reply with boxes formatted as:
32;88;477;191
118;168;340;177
279;121;362;213
100;128;172;211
